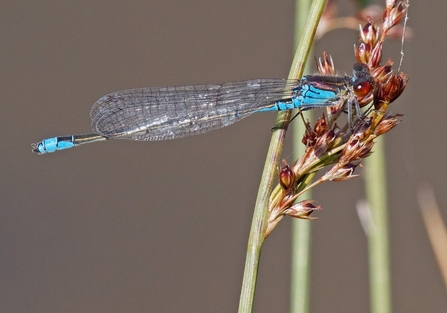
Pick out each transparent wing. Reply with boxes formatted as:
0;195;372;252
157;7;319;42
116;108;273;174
90;79;299;141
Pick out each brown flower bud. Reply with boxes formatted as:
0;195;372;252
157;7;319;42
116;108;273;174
360;21;379;47
283;200;321;220
279;162;295;190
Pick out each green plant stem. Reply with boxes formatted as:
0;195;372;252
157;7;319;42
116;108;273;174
238;1;327;313
291;0;313;312
290;219;312;312
364;137;392;313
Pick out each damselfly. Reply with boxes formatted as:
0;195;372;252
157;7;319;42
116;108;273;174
32;63;373;154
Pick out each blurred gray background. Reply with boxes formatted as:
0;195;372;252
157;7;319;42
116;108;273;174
1;0;445;312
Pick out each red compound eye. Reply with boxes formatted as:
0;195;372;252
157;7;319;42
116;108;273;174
353;80;371;97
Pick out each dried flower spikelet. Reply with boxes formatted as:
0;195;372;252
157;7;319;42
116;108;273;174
313;129;337;157
283;200;321;220
355;42;371;65
355;20;381;67
339;133;374;164
374;72;408;108
301;119;317;147
383;0;409;33
314;113;328;136
339;135;360;163
320;162;360;182
317;52;335;75
368;42;383;69
375;114;402;136
371;60;394;81
302;133;316;147
360;20;379;48
300;114;337;155
328;163;362;182
278;161;295;190
301;114;330;148
355;142;374;159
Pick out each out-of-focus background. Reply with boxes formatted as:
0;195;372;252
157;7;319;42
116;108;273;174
1;0;445;312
